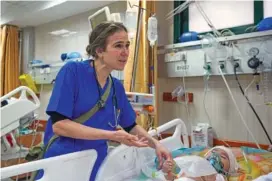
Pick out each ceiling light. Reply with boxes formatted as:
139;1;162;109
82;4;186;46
49;29;70;35
62;34;70;37
61;31;77;37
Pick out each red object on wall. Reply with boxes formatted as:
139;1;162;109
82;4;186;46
163;92;193;103
6;133;14;147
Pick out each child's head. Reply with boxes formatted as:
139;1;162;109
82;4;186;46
205;146;239;176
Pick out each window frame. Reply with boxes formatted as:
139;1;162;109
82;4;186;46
174;0;264;43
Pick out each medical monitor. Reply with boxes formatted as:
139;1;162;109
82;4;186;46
88;6;111;30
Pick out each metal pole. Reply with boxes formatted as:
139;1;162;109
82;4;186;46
130;7;144;92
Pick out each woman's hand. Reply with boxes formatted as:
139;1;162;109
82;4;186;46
155;143;173;169
111;130;149;147
121;136;149;147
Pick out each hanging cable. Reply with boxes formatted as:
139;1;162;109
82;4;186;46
233;65;272;144
218;66;261;149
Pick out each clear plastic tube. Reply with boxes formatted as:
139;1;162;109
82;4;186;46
218;66;261;149
262;69;272;106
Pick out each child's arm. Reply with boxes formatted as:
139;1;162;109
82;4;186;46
164;172;177;181
162;160;177;180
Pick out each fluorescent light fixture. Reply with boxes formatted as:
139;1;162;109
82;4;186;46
49;29;70;35
40;0;67;11
62;34;70;37
61;31;77;37
69;31;77;35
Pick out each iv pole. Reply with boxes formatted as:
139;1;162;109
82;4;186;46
130;2;144;92
129;2;154;92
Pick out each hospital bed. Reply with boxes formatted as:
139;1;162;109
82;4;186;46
96;118;189;181
1;118;189;181
1;86;40;161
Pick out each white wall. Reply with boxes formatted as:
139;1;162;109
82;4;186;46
156;76;272;144
264;0;272;18
156;1;174;46
35;1;127;120
156;1;272;144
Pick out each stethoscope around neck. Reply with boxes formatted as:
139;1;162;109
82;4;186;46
92;60;120;128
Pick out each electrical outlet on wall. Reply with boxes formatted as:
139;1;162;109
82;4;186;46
218;60;226;72
233;58;242;73
203;62;212;73
178;51;187;62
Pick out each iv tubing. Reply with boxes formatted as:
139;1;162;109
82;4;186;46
244;76;256;96
234;67;272;144
218;66;261;149
182;69;192;128
203;73;212;126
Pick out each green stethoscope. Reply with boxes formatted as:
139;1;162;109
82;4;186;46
92;60;120;128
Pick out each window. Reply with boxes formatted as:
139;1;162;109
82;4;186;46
174;0;264;43
264;0;272;18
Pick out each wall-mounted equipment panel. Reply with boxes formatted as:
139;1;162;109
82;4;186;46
158;30;272;78
30;62;124;85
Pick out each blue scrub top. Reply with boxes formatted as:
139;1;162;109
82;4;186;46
37;60;136;181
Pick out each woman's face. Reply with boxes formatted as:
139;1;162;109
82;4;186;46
100;30;130;71
205;148;230;173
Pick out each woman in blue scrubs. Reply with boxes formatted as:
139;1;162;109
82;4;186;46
36;22;172;181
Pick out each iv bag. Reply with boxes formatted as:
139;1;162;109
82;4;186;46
147;15;158;47
172;86;185;99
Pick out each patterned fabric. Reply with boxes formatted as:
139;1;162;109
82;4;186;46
173;146;272;181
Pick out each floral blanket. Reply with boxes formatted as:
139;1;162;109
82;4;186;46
172;146;272;181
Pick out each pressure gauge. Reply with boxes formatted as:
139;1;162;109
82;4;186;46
248;57;260;69
248;47;259;57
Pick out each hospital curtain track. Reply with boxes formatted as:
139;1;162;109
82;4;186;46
1;25;20;96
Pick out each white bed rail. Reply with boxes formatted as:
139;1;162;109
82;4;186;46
1;150;97;181
0;119;188;181
96;118;189;181
0;86;40;105
1;86;40;137
148;118;189;150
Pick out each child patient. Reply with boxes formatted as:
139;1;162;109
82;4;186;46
160;146;238;181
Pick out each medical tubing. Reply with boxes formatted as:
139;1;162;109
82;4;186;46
30;84;44;148
234;66;272;144
218;66;261;149
182;67;192;128
203;74;231;148
203;73;212;125
195;1;221;37
244;76;256;96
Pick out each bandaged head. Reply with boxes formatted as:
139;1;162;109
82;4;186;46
205;146;239;176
